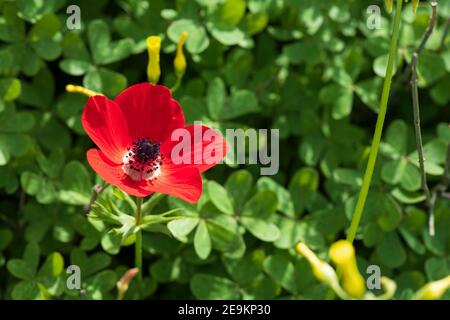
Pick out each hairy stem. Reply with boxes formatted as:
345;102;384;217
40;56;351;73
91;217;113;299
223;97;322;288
403;1;438;81
135;197;143;281
83;183;109;214
346;0;403;243
410;1;438;236
439;16;450;52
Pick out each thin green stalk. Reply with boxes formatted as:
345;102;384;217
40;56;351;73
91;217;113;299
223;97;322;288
135;197;143;281
170;76;182;92
346;0;403;244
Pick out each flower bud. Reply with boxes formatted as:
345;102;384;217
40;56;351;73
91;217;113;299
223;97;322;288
386;0;393;13
329;240;366;298
174;32;188;79
117;268;139;300
412;0;419;13
296;242;339;287
413;276;450;300
146;36;161;84
65;84;102;97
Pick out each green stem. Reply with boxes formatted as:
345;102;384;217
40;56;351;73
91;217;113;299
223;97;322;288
135;197;143;281
346;0;403;244
170;77;182;93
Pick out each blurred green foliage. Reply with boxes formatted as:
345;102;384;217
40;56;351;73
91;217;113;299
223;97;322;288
0;0;449;300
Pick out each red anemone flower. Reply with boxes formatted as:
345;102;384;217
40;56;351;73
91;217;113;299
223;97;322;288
82;83;228;203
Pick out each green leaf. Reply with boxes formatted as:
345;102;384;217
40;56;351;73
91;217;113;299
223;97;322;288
11;281;39;300
399;227;426;255
28;14;61;61
289;167;319;216
207;77;226;120
38;252;64;277
257;177;295;217
333;168;362;188
240;216;280;242
430;75;450;105
83;68;127;97
223;250;263;286
376;232;406;268
320;84;353;120
376;193;403;232
241;191;277;219
0;134;31;165
0;111;34;133
0;228;13;251
355;77;382;112
207;78;259;120
21;172;45;195
283;42;323;65
18;67;54;108
101;232;121;255
400;162;421;191
7;259;35;280
16;0;66;23
88;20;133;65
59;161;92;205
217;0;246;27
391;188;426;204
225;170;253;211
0;3;25;41
363;222;383;247
205;214;243;254
0;78;21;101
194;220;212;259
168;19;209;54
263;254;296;293
373;53;398;78
207;22;246;46
208;181;234;215
298;134;326;166
168;217;199;238
382;159;407;185
243;13;268;36
417;52;447;86
36;148;65;178
191;274;240;299
385;119;408;156
425;257;449;281
37;113;71;150
223;89;259;120
59;59;92;76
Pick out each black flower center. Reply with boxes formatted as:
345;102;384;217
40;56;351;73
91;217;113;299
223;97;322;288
122;138;164;181
132;138;161;165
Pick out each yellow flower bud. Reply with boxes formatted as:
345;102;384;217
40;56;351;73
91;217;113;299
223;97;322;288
413;276;450;300
386;0;393;13
174;32;188;79
65;84;102;97
329;240;366;298
296;243;338;286
412;0;419;13
146;36;161;84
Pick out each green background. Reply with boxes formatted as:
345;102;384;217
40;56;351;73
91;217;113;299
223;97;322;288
0;0;449;300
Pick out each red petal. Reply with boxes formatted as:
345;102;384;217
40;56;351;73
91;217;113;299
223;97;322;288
86;149;152;198
144;164;202;203
82;96;131;163
114;83;185;142
161;124;229;173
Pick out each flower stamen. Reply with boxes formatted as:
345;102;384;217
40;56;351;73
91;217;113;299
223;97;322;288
122;137;164;181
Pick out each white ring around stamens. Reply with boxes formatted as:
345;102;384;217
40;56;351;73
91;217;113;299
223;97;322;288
122;151;162;182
